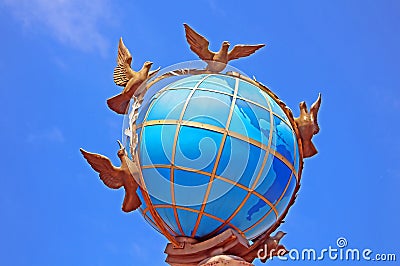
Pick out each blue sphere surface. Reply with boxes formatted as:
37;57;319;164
135;74;300;240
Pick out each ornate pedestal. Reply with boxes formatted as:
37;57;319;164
164;229;287;266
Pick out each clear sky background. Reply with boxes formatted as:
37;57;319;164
0;0;399;265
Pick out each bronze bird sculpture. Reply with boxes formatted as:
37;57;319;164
184;23;265;73
80;141;142;212
107;38;160;114
294;93;322;158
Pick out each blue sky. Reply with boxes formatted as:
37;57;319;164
1;0;399;265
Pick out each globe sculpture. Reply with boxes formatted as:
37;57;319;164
80;24;322;266
131;73;300;242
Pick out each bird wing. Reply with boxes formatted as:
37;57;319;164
148;66;161;79
113;38;133;87
80;148;123;189
184;24;214;61
228;44;265;61
310;93;322;134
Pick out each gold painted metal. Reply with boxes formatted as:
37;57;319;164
108;38;160;114
141;210;160;231
170;75;211;236
135;77;184;247
141;206;180;237
164;229;287;265
243;172;294;234
140;155;296;237
201;87;276;239
140;207;180;237
81;23;322;264
140;211;181;238
136;159;182;247
141;163;278;220
80;141;142;212
142;204;245;239
135;74;302;243
184;24;265;73
138;119;298;179
150;77;291;126
242;130;298;235
214;175;278;217
234;76;308;252
191;78;240;238
294;93;322;158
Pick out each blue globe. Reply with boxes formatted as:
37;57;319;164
133;73;300;241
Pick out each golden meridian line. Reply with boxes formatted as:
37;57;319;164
242;171;294;234
136;112;292;131
269;124;299;223
234;77;292;128
162;78;235;93
137;171;180;245
151;74;231;98
160;79;254;105
133;75;243;241
140;158;295;236
212;175;278;215
273;124;297;209
136;97;158;167
136;108;291;131
151;72;294;130
136;91;181;243
140;163;277;217
201;86;276;239
190;77;240;238
140;207;179;236
169;94;194;236
138;119;298;179
169;75;211;236
155;85;264;111
141;210;158;229
271;150;298;182
137;75;297;240
140;208;180;238
272;112;292;128
140;83;293;129
242;107;299;235
292;137;300;183
142;120;296;177
141;204;246;240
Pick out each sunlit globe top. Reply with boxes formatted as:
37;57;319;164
127;72;300;241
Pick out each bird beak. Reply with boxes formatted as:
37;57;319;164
117;140;124;149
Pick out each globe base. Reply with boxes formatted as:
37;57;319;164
164;229;287;265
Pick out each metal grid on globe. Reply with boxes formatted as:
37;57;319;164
133;73;299;241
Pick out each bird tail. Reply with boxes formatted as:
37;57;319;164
122;191;142;212
302;139;318;158
107;93;130;114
